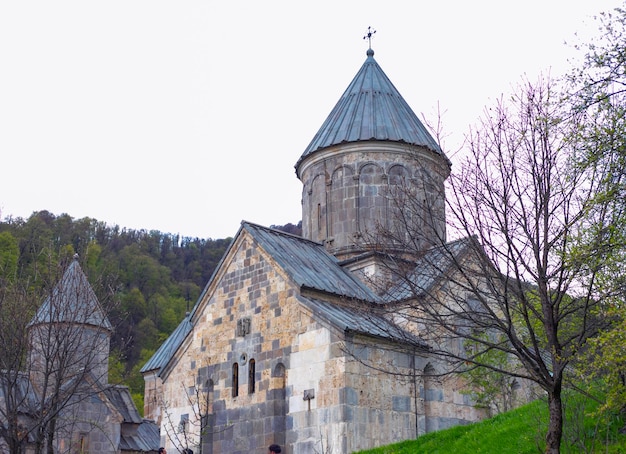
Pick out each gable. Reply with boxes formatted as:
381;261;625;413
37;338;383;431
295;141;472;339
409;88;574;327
143;221;382;380
243;222;378;301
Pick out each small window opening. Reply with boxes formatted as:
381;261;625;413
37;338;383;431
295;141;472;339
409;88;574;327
317;203;322;232
232;363;239;397
79;433;88;453
179;414;189;433
248;359;256;394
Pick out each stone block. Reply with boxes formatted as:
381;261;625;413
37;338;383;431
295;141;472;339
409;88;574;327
339;387;358;406
392;396;411;412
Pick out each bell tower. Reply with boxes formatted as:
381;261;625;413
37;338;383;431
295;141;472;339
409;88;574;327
28;255;112;391
295;40;450;287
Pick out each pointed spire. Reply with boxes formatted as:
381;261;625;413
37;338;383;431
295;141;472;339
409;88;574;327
29;258;112;330
297;40;443;165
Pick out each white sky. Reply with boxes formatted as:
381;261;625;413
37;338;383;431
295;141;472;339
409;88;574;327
0;1;621;239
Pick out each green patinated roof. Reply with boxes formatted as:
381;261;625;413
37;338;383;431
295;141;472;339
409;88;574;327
382;236;475;302
297;48;443;169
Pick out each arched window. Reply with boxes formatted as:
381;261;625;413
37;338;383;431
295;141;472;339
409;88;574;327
232;363;239;397
423;364;438;433
248;359;256;394
273;362;286;389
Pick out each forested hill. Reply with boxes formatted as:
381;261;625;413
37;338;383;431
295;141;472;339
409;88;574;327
0;210;301;402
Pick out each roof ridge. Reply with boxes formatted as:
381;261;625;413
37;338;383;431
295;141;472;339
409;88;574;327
240;220;323;247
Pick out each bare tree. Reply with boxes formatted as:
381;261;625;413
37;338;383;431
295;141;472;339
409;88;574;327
0;276;39;453
160;371;223;454
0;251;120;454
361;75;614;454
160;382;204;453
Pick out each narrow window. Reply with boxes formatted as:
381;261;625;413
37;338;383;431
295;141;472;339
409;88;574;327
317;203;322;232
232;363;239;397
79;433;88;453
179;414;189;433
248;359;256;394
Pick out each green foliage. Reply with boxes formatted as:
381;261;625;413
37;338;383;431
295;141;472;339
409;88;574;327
108;351;127;385
0;231;19;280
462;333;521;415
0;210;234;398
355;395;626;454
578;307;626;418
132;392;145;418
566;3;626;427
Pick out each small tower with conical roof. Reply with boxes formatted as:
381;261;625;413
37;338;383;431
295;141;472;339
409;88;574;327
295;41;450;290
28;255;113;390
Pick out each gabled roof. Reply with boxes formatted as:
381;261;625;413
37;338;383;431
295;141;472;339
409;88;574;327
139;312;192;374
103;385;143;423
141;222;380;376
243;222;378;302
0;372;37;415
301;297;428;349
104;385;160;452
382;236;474;302
119;420;160;453
28;255;112;331
297;48;443;167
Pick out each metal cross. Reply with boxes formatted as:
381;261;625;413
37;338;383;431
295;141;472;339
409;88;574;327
363;26;376;49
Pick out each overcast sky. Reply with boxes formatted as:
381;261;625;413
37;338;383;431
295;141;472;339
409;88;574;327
0;1;622;239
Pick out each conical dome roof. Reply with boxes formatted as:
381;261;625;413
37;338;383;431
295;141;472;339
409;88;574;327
297;48;443;168
29;255;112;330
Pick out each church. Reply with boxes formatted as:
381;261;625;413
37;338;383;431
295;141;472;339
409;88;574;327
0;256;159;454
141;42;489;454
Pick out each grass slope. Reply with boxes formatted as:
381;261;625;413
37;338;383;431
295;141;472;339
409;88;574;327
355;397;626;454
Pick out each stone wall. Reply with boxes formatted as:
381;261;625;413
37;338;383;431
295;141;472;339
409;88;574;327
55;393;121;454
157;228;486;454
159;232;305;453
143;370;163;426
298;142;449;261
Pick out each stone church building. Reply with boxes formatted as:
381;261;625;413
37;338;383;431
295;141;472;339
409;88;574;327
141;45;489;453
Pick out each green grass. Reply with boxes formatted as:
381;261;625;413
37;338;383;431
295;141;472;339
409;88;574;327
354;396;626;454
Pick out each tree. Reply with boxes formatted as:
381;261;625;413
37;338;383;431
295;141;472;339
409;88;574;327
363;74;615;454
566;4;626;423
0;276;39;453
160;370;215;454
0;254;119;454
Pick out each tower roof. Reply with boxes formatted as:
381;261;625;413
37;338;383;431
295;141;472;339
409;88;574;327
29;255;112;330
297;48;443;167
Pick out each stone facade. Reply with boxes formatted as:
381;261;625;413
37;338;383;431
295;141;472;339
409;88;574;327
145;225;486;453
298;142;449;263
156;233;295;452
143;47;494;454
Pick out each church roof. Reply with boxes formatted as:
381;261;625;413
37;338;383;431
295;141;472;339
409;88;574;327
382;236;475;302
104;385;143;424
0;372;38;415
297;48;443;167
141;222;380;376
28;255;112;331
104;385;160;452
139;312;192;374
119;420;160;453
243;222;378;302
301;297;427;348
